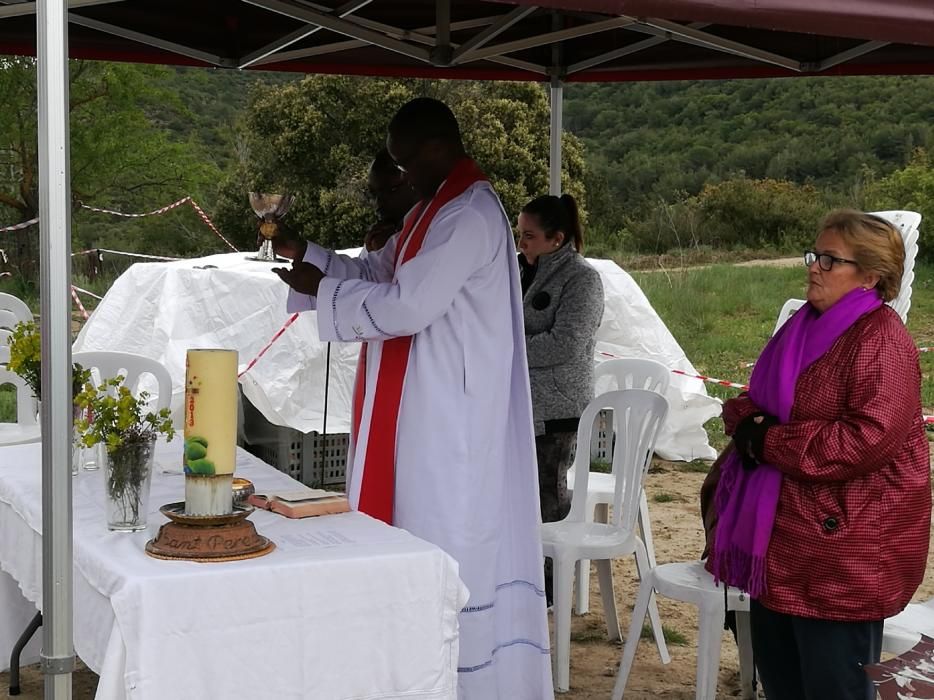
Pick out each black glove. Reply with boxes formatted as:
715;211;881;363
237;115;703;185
733;412;779;471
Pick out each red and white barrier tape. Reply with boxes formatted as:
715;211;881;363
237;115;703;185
670;368;750;391
238;313;300;379
0;218;39;233
70;285;89;320
748;345;933;367
188;198;239;253
76;197;239;252
599;351;752;391
601;352;934;428
95;248;181;261
72;285;102;301
79;197;190;218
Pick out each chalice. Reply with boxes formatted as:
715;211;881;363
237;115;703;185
248;192;294;262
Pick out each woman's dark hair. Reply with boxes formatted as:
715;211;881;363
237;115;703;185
521;194;583;252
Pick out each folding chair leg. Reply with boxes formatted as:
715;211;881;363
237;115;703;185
611;571;654;700
595;558;620;641
638;492;658;568
574;559;589;615
576;502;607;615
552;556;576;693
634;540;668;663
9;611;42;696
696;605;725;700
735;610;757;699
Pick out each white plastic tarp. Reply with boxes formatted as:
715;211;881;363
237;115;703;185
74;250;720;461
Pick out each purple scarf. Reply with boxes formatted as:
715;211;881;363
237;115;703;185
708;287;883;597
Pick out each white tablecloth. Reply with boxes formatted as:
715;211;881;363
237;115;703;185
0;440;467;700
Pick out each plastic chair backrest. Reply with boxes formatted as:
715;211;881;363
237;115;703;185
594;357;670;395
72;351;172;411
568;389;668;532
0;292;33;365
772;210;921;335
0;366;38;425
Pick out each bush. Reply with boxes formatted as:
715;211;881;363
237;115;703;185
625;178;827;253
697;178;826;250
865;149;934;261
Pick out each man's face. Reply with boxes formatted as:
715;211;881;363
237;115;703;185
386;132;441;200
367;166;415;224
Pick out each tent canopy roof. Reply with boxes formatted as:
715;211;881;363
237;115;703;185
1;0;934;82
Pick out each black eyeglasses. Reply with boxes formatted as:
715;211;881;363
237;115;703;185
804;250;859;272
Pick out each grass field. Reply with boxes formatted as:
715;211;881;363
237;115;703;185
3;260;933;452
631;260;934;451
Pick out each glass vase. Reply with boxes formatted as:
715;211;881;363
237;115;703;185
105;438;156;531
71;405;82;477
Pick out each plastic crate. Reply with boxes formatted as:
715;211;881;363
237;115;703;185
589;409;612;462
240;392;348;488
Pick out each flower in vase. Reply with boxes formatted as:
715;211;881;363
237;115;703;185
7;321;41;397
74;376;175;453
8;320;93;401
75;377;175;519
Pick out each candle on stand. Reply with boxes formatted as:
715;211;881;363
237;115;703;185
183;349;238;515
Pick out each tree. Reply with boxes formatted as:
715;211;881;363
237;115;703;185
213;76;587;251
866;149;934;261
0;58;220;279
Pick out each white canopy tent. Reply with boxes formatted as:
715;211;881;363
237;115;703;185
23;0;934;696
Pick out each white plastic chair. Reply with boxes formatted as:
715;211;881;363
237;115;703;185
570;357;670;618
614;560;757;700
541;388;670;692
0;366;39;446
72;351;172;411
883;597;934;655
0;292;33;365
773;210;921;334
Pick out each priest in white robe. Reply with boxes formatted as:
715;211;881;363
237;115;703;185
273;98;554;700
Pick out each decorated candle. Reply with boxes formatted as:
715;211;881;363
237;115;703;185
183;349;238;515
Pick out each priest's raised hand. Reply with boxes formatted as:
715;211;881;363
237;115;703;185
269;228;308;261
272;261;324;296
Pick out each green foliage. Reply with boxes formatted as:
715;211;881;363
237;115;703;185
0;59;225;276
632;261;934;451
212;76;587;250
566;76;934;239
590;458;612;473
641;622;688;645
0;385;15;423
865;149;934;261
6;320;89;400
696;179;826;250
7;321;41;398
652;493;682;503
624;178;826;253
74;376;175;452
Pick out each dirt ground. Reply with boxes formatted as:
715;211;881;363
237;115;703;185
4;455;934;699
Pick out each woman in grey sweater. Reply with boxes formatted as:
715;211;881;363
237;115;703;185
517;193;604;604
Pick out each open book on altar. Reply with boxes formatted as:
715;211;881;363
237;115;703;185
248;488;350;518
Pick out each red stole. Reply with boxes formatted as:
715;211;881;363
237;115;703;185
352;158;487;524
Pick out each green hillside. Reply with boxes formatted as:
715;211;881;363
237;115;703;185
565;76;934;240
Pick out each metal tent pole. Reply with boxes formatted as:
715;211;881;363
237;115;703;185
37;1;75;698
548;76;563;196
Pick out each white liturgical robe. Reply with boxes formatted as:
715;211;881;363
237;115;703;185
287;179;554;699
